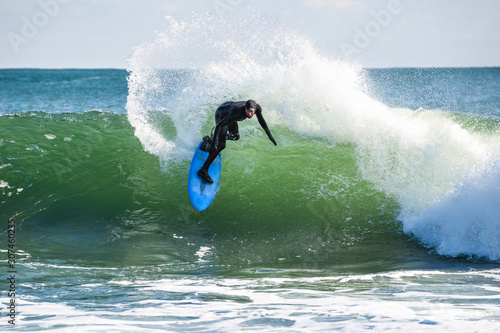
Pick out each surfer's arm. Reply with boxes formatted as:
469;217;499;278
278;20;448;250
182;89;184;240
256;108;277;146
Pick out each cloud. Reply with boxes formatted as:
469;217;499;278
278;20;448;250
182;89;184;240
303;0;366;10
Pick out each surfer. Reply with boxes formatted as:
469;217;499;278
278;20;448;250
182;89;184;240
197;99;277;183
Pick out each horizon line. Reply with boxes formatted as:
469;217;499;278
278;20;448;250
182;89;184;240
2;66;500;70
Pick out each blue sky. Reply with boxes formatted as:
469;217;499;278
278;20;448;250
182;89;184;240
1;0;499;68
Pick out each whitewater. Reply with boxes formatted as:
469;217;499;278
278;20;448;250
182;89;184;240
126;14;500;261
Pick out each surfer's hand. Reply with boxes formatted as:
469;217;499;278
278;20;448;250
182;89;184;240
265;128;277;146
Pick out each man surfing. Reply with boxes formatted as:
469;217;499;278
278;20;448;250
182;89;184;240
198;99;277;184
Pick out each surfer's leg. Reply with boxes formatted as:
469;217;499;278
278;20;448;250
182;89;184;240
201;151;217;171
227;121;239;140
198;162;214;183
198;126;227;183
198;143;224;184
201;138;225;169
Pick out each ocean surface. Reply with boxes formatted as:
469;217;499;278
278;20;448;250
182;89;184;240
1;15;500;332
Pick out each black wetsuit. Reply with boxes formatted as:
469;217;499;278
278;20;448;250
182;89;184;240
199;100;277;180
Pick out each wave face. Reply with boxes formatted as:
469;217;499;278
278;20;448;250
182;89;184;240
125;14;500;261
0;110;397;268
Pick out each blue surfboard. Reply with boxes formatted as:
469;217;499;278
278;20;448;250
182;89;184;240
188;141;222;211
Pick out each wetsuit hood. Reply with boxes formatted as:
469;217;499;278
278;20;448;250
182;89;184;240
245;99;257;111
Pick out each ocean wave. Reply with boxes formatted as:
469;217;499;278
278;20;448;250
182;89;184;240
125;14;500;260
